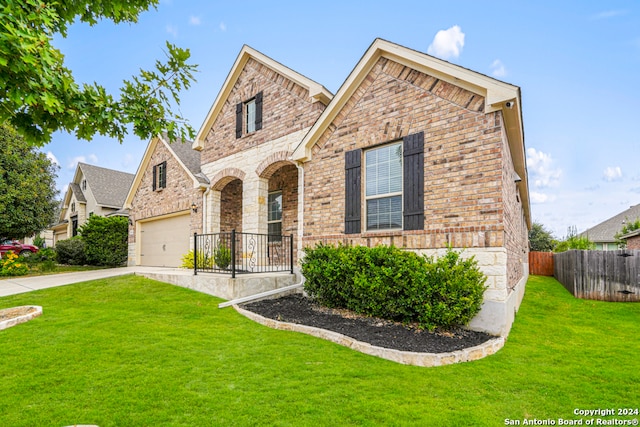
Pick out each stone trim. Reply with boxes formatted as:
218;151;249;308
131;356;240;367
255;151;294;178
233;305;505;367
0;306;42;331
210;168;247;190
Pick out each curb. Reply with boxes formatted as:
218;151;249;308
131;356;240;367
233;305;505;367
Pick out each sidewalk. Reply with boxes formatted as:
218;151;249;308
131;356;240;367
0;266;186;297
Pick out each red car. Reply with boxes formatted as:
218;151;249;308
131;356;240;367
0;239;39;258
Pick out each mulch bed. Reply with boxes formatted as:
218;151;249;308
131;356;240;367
242;294;495;353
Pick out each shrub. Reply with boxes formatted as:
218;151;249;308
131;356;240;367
180;250;213;269
301;244;487;331
55;237;87;265
33;235;46;249
214;244;231;269
79;215;128;266
0;251;29;276
26;247;57;265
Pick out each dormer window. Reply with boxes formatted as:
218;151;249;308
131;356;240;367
235;92;263;138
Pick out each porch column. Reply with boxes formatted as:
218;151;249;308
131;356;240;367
208;190;221;234
242;175;268;235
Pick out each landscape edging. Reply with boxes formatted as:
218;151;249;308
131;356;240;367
0;306;43;331
233;305;505;367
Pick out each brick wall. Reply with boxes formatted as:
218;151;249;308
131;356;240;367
220;179;243;233
201;58;326;165
268;164;299;259
303;56;506;250
128;140;203;245
626;235;640;250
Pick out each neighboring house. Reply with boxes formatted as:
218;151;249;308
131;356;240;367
580;203;640;250
124;135;209;267
127;39;530;335
50;163;135;244
619;229;640;250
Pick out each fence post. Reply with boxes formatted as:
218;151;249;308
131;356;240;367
231;229;236;279
193;232;198;276
290;233;294;274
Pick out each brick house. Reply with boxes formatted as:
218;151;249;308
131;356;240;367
51;163;134;245
127;39;530;335
124;135;209;267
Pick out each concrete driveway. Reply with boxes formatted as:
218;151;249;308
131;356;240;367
0;266;186;297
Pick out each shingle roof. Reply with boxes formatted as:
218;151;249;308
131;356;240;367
69;183;87;203
580;203;640;243
78;163;135;208
162;135;209;184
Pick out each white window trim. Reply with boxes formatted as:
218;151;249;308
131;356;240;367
245;98;256;134
267;190;283;241
364;141;403;232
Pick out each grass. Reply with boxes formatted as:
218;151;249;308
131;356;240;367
0;275;638;426
0;263;108;280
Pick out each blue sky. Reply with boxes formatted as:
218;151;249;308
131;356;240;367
42;0;640;239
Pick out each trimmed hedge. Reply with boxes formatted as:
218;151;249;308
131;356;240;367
55;237;87;265
301;244;487;331
79;216;128;267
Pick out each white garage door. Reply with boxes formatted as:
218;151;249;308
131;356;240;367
139;213;190;267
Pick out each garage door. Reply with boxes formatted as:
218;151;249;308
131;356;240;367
139;213;190;267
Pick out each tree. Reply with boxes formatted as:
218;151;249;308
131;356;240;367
79;215;128;266
528;222;555;252
0;125;59;239
553;226;595;253
0;1;197;147
614;217;640;248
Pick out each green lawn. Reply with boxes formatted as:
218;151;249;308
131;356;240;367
0;275;638;426
0;264;108;279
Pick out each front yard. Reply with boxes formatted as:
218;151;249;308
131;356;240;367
0;275;637;426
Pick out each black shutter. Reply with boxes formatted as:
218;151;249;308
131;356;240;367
235;102;243;138
255;91;263;131
344;149;362;234
160;161;167;188
403;132;424;231
152;165;157;191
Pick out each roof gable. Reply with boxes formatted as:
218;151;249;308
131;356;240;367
78;163;135;208
124;135;207;209
581;204;640;243
192;45;333;151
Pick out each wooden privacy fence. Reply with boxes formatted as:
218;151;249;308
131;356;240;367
553;250;640;302
529;251;554;276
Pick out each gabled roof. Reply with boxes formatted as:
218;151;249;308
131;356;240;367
77;163;135;209
192;44;333;151
69;183;87;203
581;203;640;243
290;38;529;226
124;135;208;209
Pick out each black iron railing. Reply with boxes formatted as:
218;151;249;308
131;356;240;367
193;230;293;277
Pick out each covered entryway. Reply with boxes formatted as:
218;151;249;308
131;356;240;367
139;212;190;267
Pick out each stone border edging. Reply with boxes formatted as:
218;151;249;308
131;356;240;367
0;305;43;331
233;305;505;367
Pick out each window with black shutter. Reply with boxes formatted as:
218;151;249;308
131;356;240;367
235;92;263;138
153;161;167;191
344;131;424;233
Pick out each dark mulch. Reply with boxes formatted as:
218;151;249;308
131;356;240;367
241;294;495;353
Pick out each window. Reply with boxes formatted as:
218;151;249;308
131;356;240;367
246;99;256;133
365;143;403;230
71;216;78;237
236;92;263;138
153;161;167;191
71;202;76;212
82;179;87;190
344;132;424;234
267;191;282;242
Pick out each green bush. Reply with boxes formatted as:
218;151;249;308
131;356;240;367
301;244;487;331
55;237;87;265
26;247;56;265
0;251;29;276
33;235;46;249
214;244;231;269
180;250;214;269
79;216;128;266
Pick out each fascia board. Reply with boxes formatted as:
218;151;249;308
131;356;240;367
159;135;205;189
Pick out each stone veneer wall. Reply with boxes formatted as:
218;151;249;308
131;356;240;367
127;141;203;266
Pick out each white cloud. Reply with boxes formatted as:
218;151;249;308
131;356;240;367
591;10;627;20
219;22;227;32
530;192;549;204
526;147;562;188
603;166;623;182
427;25;465;60
67;154;98;169
122;153;134;168
490;59;506;78
166;24;178;37
46;151;59;166
189;15;201;26
62;184;69;194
